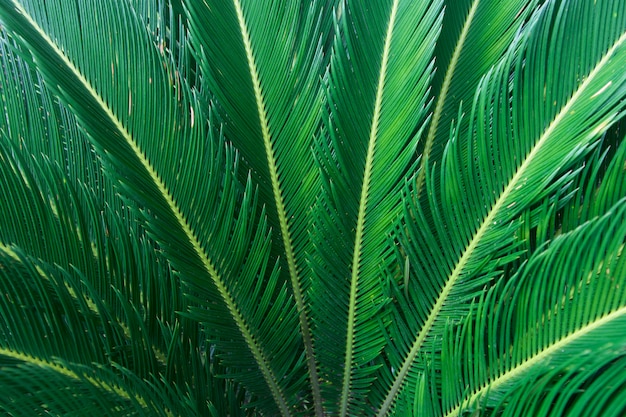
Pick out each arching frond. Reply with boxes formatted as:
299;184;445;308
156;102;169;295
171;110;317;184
384;0;626;414
435;199;626;417
0;1;300;415
0;246;191;416
0;29;224;414
309;0;443;414
489;355;626;417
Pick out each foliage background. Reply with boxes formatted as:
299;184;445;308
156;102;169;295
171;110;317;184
0;0;625;416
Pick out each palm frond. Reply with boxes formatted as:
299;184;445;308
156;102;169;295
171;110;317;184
0;32;220;412
435;198;626;417
182;2;333;413
415;0;539;197
0;1;300;414
382;0;626;414
0;106;163;377
489;355;626;417
309;0;443;414
1;0;625;416
559;129;626;233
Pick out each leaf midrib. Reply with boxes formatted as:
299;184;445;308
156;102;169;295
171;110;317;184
415;0;480;198
377;25;626;417
231;1;323;416
340;1;399;416
7;2;290;415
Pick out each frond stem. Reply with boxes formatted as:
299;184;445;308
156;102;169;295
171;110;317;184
232;1;322;415
442;306;626;417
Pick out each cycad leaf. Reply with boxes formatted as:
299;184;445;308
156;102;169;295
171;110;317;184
0;248;185;417
183;3;331;412
382;0;626;414
310;0;443;414
489;356;626;417
0;35;217;411
415;0;539;196
0;1;300;414
437;198;626;417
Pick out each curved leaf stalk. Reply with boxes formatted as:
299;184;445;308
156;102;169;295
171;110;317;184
340;1;399;415
2;2;291;414
231;1;322;415
378;26;626;417
0;349;166;415
414;0;480;198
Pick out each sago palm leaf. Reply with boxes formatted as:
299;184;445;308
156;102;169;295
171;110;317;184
437;197;626;416
0;248;186;417
182;2;333;413
384;0;626;414
0;0;625;416
415;0;539;197
0;0;302;415
0;15;228;415
310;1;442;414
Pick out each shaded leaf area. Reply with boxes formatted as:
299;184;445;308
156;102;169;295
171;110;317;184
487;355;626;417
0;250;188;417
0;0;300;415
0;25;242;417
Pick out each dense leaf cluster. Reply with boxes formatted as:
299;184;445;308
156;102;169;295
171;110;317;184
0;0;625;415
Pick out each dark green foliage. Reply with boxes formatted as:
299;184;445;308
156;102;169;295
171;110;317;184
0;0;625;415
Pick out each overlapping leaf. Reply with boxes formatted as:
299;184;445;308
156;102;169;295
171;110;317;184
0;1;301;415
383;0;626;414
309;0;443;414
0;0;624;416
0;248;183;417
0;18;219;415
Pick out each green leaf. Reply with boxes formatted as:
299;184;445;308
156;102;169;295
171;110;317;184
0;31;218;412
0;248;184;416
384;0;626;414
1;0;625;415
0;1;301;415
437;199;626;416
415;0;540;197
310;0;443;414
183;2;333;413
